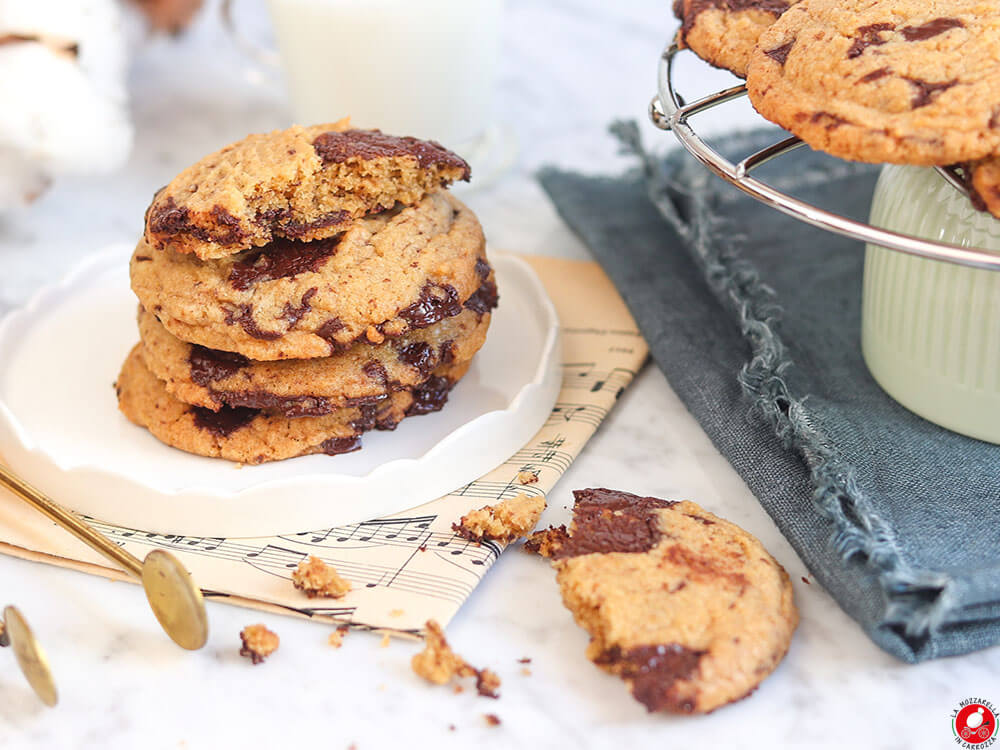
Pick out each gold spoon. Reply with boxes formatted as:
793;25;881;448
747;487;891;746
1;605;58;707
0;463;209;651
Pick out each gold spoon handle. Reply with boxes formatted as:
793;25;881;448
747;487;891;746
0;462;143;578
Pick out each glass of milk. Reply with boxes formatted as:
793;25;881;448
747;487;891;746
266;0;502;151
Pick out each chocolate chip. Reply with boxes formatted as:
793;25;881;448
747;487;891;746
320;436;363;455
397;342;436;374
221;392;345;418
463;278;498;315
764;40;795;66
134;255;153;262
316;317;347;349
312;129;471;180
281;287;317;329
847;22;894;58
859;66;891;83
405;375;455;416
809;111;850;129
547;488;676;560
905;77;957;108
224;305;283;340
229;235;341;290
190;404;257;437
899;17;963;42
398;283;463;328
595;644;705;713
188;345;249;387
363;360;389;384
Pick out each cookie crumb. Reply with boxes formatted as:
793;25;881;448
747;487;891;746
484;714;501;727
328;624;350;648
523;525;569;558
452;493;546;545
516;657;531;664
452;684;464;694
411;620;501;698
801;576;810;584
521;667;532;677
239;624;279;664
292;556;352;598
389;609;405;618
517;470;539;485
448;725;456;732
418;545;428;552
380;633;391;648
0;621;7;647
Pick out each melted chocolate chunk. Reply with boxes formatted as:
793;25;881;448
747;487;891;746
463;278;499;315
438;340;456;365
189;345;250;387
398;284;463;328
320;436;362;455
474;257;491;282
190;404;257;437
810;111;850;129
905;77;957;108
764;40;795;66
224;305;283;340
847;22;894;59
363;360;389;384
281;287;317;329
316;317;347;348
397;342;436;374
595;644;706;713
147;197;248;247
229;235;341;290
677;0;789;32
256;207;352;238
352;403;379;433
899;17;963;42
405;375;454;416
312;129;471;180
222;392;339;418
547;488;676;560
859;66;891;83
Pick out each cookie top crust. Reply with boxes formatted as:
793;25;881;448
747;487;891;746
131;192;492;360
746;0;1000;165
673;0;800;78
116;344;470;464
137;304;491;417
529;489;797;714
144;121;471;260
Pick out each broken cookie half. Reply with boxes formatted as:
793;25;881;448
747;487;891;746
528;488;798;714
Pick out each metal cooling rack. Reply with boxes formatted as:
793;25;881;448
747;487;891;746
649;43;1000;271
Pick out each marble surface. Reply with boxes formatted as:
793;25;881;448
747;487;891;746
0;1;997;748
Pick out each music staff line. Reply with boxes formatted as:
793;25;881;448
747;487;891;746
89;520;497;604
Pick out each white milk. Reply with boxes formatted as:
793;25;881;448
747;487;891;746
266;0;502;148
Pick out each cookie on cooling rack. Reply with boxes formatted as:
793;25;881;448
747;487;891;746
673;0;801;78
964;158;1000;220
527;488;798;714
745;0;1000;166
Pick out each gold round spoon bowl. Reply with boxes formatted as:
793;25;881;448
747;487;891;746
0;462;209;650
2;605;58;707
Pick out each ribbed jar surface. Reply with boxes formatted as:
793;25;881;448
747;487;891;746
863;165;1000;443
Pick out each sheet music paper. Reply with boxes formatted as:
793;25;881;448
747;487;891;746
0;256;648;634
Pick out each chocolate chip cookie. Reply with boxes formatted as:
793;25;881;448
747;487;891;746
137;303;490;417
144;121;470;260
131;192;491;360
964;157;1000;219
673;0;801;78
746;0;1000;165
527;488;797;714
116;344;470;464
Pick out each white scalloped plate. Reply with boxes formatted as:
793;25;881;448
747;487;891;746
0;246;560;537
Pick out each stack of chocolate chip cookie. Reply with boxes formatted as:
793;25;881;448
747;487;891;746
675;0;1000;218
116;121;497;464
